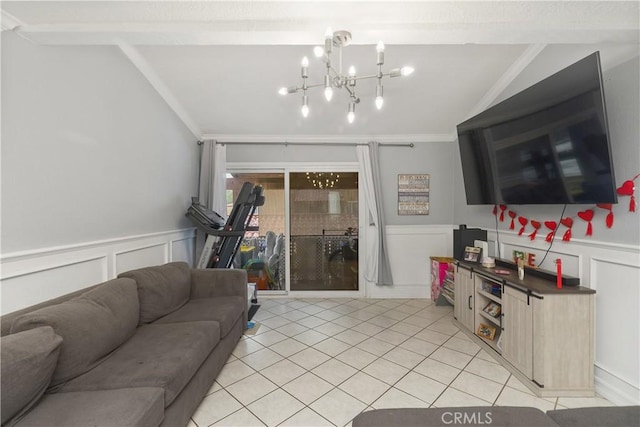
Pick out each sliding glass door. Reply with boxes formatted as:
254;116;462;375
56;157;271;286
227;167;360;295
289;172;359;291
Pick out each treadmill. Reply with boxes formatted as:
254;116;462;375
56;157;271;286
186;181;265;269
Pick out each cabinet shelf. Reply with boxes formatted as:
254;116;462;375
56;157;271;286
477;289;502;304
478;310;501;327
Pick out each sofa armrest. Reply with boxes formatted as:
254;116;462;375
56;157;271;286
190;268;248;300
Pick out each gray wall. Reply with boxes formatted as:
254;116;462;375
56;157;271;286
1;32;199;253
453;46;640;246
226;140;456;225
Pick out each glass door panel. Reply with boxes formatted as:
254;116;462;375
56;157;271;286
227;173;285;292
289;172;358;291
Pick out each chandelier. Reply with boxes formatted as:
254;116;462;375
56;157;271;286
306;172;339;189
278;28;414;123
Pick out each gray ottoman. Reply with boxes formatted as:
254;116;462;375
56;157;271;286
352;407;559;427
546;406;640;427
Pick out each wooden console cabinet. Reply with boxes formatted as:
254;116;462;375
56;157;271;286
453;261;595;397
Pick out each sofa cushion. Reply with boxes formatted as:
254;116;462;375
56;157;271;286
547;406;640;427
1;327;62;425
10;278;139;386
14;388;164;427
119;262;191;324
154;296;244;338
60;321;220;407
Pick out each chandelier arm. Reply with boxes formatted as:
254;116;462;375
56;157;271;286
351;73;383;81
344;85;359;102
288;73;395;93
289;82;328;93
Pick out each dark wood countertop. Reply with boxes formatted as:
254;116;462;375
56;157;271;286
456;260;596;296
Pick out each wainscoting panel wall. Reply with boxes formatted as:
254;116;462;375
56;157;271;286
366;225;453;299
171;236;196;265
483;229;640;406
1;228;196;314
114;243;169;276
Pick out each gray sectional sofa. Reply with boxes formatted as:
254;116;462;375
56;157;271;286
0;262;247;427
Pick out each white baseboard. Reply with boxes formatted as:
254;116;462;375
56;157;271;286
367;283;431;299
595;365;640;405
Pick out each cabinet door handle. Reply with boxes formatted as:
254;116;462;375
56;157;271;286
468;295;472;310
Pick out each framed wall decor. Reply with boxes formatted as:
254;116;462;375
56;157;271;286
398;174;429;215
463;245;482;263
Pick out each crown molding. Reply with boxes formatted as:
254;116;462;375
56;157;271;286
200;133;457;144
118;43;202;140
1;10;23;31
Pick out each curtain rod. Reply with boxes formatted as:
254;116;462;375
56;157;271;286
197;141;414;148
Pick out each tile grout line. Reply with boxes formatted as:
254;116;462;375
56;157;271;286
210;297;547;426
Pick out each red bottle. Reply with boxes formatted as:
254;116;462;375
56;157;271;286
556;259;562;289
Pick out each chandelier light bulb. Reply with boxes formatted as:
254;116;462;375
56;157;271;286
348;101;356;123
313;46;324;58
324;27;333;54
348;66;356;77
278;87;288;95
301;56;309;67
401;66;415;76
302;94;309;117
376;41;385;65
375;84;384;109
375;96;384;110
324;86;333;102
325;27;333;39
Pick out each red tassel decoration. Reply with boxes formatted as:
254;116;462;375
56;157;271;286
508;210;517;229
560;217;573;242
578;209;594;236
529;220;541;240
499;205;507;222
598;203;614;228
617;180;636;212
492;205;498;216
518;217;528;236
545;221;557;243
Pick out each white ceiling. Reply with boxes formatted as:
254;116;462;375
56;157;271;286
2;1;639;141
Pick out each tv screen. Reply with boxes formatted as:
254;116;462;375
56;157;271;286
457;52;617;205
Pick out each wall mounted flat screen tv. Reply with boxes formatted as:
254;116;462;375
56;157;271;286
457;52;617;205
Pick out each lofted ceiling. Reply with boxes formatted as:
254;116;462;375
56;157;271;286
2;1;639;141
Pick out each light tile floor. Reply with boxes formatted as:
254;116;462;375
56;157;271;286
190;298;613;427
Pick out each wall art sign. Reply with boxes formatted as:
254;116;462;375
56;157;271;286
398;174;429;215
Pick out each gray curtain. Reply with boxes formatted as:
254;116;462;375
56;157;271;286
369;141;394;285
198;140;227;214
